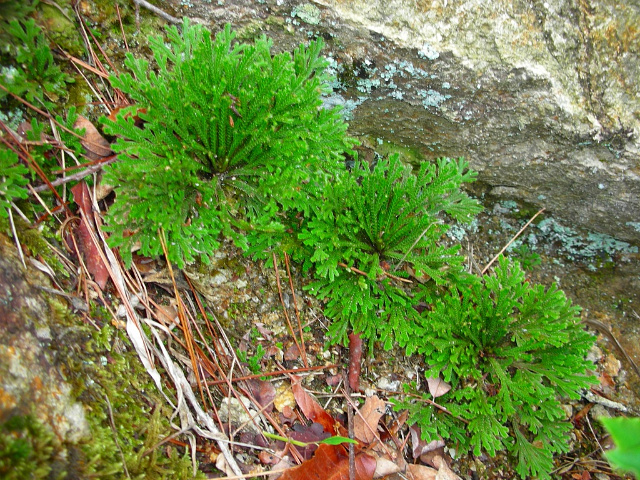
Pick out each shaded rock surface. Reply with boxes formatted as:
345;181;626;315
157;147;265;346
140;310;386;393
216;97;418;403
164;0;640;244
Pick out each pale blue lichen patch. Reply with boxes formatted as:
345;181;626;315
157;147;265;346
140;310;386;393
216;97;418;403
418;42;440;60
357;78;380;93
625;222;640;232
535;218;638;262
446;218;479;241
417;88;451;108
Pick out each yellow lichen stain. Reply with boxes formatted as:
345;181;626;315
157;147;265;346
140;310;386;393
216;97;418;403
0;387;17;410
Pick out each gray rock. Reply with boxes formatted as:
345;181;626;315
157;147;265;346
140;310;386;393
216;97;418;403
182;0;640;244
317;0;640;243
0;234;90;458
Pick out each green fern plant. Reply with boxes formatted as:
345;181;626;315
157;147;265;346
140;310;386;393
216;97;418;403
102;19;353;267
0;19;73;110
601;417;640;478
397;256;596;479
302;153;481;346
0;147;29;218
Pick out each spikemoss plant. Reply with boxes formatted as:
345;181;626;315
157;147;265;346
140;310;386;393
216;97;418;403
102;19;354;267
398;256;596;479
0;147;28;218
0;19;73;110
302;153;481;347
0;15;593;479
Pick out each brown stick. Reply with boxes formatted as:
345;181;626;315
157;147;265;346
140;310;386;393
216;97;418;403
347;333;363;392
132;0;181;24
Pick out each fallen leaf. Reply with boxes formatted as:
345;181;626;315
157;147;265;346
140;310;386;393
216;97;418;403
247;379;276;414
215;453;235;477
326;374;342;387
291;375;343;435
354;395;386;444
265;345;284;362
406;464;438;480
388;410;408;435
598;372;615;390
406;464;437;480
282;405;295;419
255;322;274;340
431;455;461;480
286;422;330;460
572;403;593;423
373;456;402;478
426;376;451;399
74;115;113;160
284;343;302;361
259;450;281;465
410;425;445;461
269;455;293;480
278;443;375;480
107;105;147;127
70;181;109;290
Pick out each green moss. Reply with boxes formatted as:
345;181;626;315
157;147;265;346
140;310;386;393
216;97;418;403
35;2;85;57
0;414;61;480
69;324;207;479
361;135;425;167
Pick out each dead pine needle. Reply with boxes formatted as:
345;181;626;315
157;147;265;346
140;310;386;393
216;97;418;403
284;252;309;368
272;252;307;368
157;227;206;408
482;207;545;274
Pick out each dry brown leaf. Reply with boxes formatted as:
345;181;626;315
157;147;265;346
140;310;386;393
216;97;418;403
373;456;402;478
70;181;109;290
291;375;344;435
74;116;113;160
354;395;386;444
278;444;376;480
284;343;302;361
326;374;342;387
259;450;280;465
431;455;462;480
247;378;276;414
406;464;438;480
388;409;409;435
215;453;235;477
269;455;293;480
410;425;445;461
426;376;451;398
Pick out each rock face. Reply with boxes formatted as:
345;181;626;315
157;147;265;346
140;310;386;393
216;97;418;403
316;0;640;243
175;0;640;243
0;234;90;472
